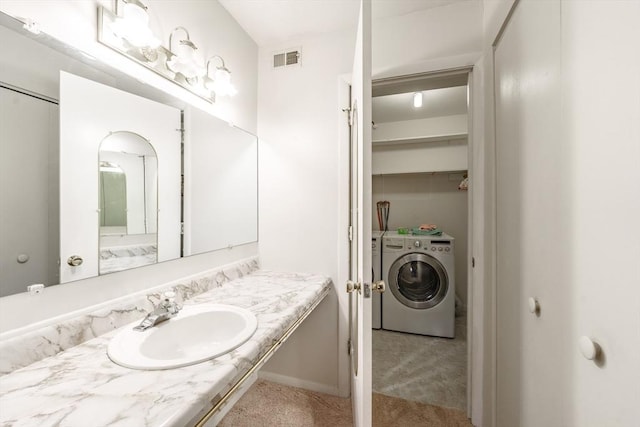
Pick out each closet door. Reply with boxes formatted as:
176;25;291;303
0;87;59;295
563;2;640;426
494;0;572;425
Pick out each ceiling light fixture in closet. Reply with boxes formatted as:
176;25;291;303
413;92;423;108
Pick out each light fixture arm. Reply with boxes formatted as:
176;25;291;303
206;55;228;75
115;0;148;16
169;26;196;53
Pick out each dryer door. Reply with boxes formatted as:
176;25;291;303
388;253;448;309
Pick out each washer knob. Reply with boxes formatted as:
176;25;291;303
414;241;421;248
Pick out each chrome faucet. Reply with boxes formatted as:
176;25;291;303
133;291;182;331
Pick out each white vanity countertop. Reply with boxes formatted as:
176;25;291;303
0;271;332;427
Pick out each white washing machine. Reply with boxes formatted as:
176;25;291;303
372;231;384;329
382;232;455;338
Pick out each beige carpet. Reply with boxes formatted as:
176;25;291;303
373;316;468;410
219;380;352;427
219;380;471;426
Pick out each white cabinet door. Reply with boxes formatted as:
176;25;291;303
494;0;572;425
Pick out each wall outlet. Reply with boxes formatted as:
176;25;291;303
27;284;45;295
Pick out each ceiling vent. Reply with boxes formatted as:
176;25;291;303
273;48;301;69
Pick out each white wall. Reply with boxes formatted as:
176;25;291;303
372;1;482;78
257;27;356;397
256;0;482;397
372;173;469;307
0;0;260;332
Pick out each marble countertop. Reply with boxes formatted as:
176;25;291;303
0;271;332;427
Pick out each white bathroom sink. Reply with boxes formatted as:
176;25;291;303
107;304;258;370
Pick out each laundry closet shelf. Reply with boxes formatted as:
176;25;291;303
372;133;467;147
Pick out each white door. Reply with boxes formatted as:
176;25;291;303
495;0;570;425
348;0;372;426
0;87;59;295
59;72;181;282
494;0;640;425
562;2;640;426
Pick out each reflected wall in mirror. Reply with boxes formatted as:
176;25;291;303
98;131;159;275
184;107;258;256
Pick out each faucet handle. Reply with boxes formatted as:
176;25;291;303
161;290;181;315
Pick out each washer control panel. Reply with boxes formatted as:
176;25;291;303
404;236;454;254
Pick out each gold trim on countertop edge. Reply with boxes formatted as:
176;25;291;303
194;286;331;427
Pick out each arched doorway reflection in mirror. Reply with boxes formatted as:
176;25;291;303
98;131;158;275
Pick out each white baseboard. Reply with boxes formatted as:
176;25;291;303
258;371;344;397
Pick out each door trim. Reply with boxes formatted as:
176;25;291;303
371;67;481;424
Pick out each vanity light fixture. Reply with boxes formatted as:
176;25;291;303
99;161;124;173
204;55;238;97
166;27;205;80
413;92;423;108
110;0;160;48
97;3;230;103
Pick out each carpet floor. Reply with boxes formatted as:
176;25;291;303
219;380;472;426
373;316;468;410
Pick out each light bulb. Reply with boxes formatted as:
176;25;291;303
413;92;423;108
111;2;160;48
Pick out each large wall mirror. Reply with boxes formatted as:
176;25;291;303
0;12;258;297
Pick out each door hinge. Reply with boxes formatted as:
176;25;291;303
348;225;353;242
472;257;475;268
180;222;184;235
347;339;352;356
342;107;352;125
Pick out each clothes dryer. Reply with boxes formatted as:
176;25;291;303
372;231;384;329
382;233;455;338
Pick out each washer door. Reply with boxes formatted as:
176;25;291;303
388;253;449;309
